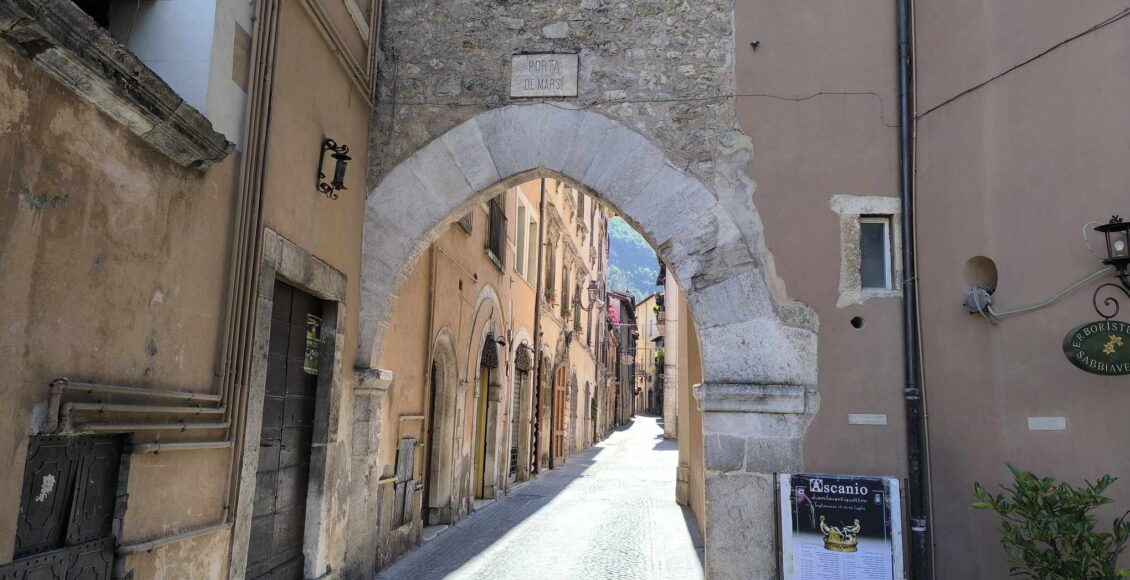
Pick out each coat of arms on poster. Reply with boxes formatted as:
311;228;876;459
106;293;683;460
779;473;905;580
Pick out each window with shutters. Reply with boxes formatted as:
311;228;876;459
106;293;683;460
514;193;539;285
486;195;506;268
526;215;539;286
545;240;557;302
516;202;528;278
560;265;571;317
392;438;417;528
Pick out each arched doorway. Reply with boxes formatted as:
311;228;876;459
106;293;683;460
550;365;567;468
568;370;578;455
423;330;458;525
358;104;820;576
473;334;501;499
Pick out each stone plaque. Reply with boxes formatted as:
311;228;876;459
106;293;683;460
1027;417;1067;431
510;54;578;98
848;414;888;426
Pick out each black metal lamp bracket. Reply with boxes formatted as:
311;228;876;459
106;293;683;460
318;139;350;199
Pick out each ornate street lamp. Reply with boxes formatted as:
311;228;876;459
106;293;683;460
575;280;604;312
317;139;351;199
1095;216;1130;289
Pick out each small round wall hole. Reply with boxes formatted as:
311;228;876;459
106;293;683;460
850;316;865;329
963;256;999;294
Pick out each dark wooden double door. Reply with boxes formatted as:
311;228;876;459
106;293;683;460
1;436;121;580
247;282;321;580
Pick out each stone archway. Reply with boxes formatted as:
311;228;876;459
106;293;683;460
358;104;819;578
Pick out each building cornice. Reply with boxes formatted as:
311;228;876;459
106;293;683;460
0;0;234;169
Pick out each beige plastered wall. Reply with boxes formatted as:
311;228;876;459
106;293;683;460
0;39;238;570
914;2;1130;575
237;2;372;576
0;0;372;574
734;2;907;478
672;286;706;536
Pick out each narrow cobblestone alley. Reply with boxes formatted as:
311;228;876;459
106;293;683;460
376;416;705;580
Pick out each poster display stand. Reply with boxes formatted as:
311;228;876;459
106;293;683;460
778;473;905;580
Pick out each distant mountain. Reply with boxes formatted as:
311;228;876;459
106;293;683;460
606;217;661;301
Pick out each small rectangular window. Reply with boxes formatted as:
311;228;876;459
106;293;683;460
859;216;892;289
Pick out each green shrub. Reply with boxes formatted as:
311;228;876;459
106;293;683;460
972;464;1130;579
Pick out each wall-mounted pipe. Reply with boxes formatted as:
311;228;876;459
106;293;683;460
896;0;931;576
224;0;283;524
76;421;230;433
67;402;225;415
116;520;231;555
132;441;233;454
48;379;224;434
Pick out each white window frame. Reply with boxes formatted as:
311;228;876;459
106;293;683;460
526;214;539;286
858;216;892;290
516;201;528;278
514;189;539;286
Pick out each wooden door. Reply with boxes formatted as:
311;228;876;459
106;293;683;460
551;366;566;467
423;361;440;524
473;368;489;498
247;281;320;580
0;435;122;580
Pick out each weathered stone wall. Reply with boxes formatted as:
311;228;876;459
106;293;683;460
367;3;825;577
372;0;739;200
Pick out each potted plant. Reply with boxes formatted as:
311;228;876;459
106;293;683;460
972;464;1130;579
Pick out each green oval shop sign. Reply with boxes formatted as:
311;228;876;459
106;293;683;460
1063;320;1130;376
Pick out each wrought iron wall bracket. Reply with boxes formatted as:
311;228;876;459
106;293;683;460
317;139;351;199
1094;283;1130;320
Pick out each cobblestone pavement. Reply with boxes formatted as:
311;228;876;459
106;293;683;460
376;415;705;580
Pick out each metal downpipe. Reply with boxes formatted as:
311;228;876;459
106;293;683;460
897;0;930;576
531;177;547;474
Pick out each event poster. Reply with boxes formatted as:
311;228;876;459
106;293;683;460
778;473;904;580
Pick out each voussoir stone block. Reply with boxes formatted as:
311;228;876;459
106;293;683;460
623;165;714;248
559;112;619;183
438;118;501;195
477;105;545;178
534;103;585;173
